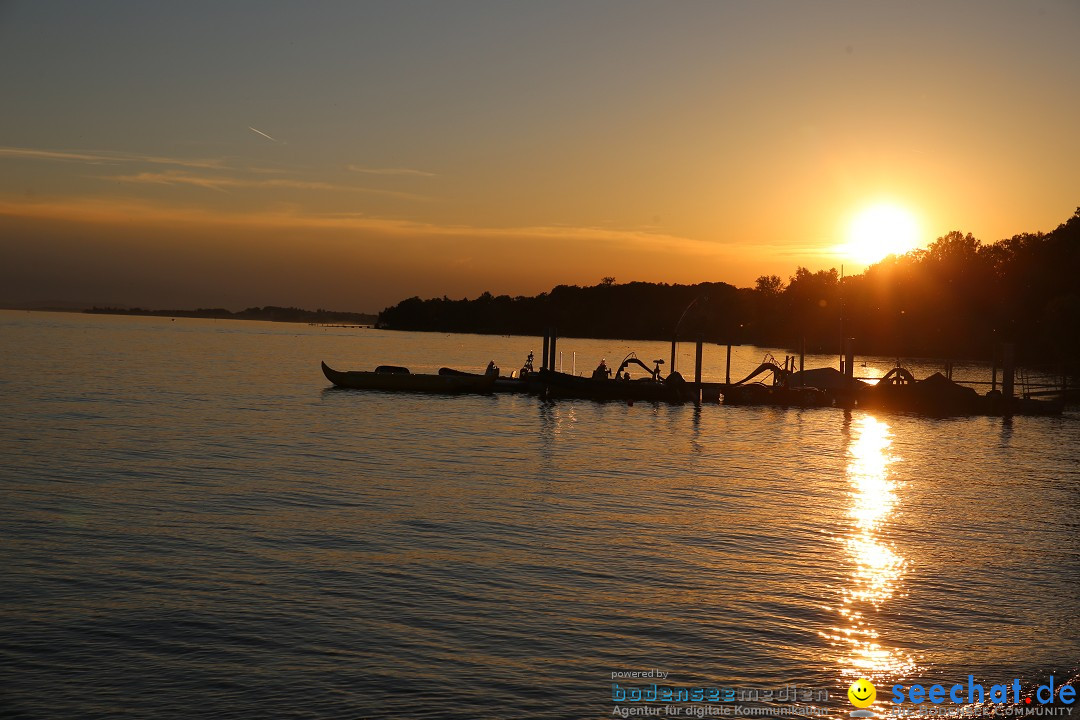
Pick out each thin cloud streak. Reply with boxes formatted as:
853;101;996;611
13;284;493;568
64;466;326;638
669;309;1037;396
0;145;227;170
110;171;234;193
0;147;112;163
248;126;281;143
347;165;436;177
0;146;435;201
108;170;431;200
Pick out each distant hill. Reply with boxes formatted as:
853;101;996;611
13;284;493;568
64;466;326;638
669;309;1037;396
84;305;377;325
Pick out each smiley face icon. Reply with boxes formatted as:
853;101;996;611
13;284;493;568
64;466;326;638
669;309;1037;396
848;678;876;708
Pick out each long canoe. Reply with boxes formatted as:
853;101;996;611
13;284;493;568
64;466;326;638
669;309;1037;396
437;367;542;394
321;362;497;393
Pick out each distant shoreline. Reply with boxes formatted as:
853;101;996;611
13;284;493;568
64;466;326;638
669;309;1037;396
79;305;378;325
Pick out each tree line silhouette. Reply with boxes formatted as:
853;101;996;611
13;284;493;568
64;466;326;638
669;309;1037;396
379;208;1080;365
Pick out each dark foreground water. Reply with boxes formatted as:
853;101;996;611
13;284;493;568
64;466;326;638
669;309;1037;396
1;311;1077;719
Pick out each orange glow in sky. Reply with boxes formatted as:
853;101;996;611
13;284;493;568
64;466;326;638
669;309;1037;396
0;2;1077;311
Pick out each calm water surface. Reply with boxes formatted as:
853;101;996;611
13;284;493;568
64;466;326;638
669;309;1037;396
1;311;1077;719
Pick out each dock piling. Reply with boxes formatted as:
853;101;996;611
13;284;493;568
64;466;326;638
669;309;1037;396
1002;342;1015;403
694;340;703;384
550;329;558;373
725;344;732;386
542;329;550;371
694;339;703;404
991;349;998;392
844;338;855;380
799;337;805;388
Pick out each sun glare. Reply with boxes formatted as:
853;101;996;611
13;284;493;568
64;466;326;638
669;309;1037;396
842;204;920;265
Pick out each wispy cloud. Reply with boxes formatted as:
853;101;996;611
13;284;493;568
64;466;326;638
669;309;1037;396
139;155;226;170
1;145;435;200
0;147;113;163
0;145;226;170
109;170;430;200
347;164;436;178
110;171;235;193
0;195;706;250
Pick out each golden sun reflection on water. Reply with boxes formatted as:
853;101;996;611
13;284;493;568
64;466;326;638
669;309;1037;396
823;415;919;684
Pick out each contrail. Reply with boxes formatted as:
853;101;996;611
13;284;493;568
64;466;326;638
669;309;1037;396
248;126;278;142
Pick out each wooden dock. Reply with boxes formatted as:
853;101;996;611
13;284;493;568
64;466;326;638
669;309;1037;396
536;328;1066;416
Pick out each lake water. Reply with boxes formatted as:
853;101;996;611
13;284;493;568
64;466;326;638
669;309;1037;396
1;310;1077;719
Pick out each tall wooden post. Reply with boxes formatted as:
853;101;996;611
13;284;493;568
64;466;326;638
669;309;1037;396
670;338;677;374
550;329;558;374
542;329;550;371
844;338;854;380
1002;342;1015;402
725;344;732;386
991;349;998;392
694;340;703;404
799;337;805;388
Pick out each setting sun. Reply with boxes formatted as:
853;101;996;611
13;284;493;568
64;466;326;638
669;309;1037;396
841;204;921;265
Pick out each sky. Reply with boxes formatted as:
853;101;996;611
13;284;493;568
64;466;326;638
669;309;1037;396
1;0;1077;312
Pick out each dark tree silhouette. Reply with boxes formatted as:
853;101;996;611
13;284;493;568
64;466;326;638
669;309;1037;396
377;208;1080;369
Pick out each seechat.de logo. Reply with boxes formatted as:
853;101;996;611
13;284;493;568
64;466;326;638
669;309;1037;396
891;676;1075;707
